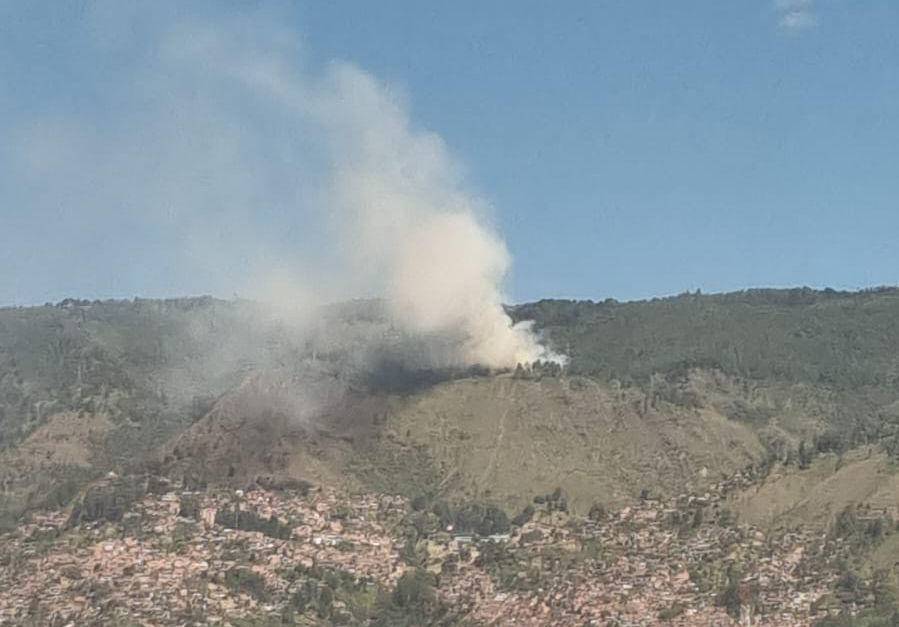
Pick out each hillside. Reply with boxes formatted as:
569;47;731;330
515;288;899;452
4;288;899;624
163;370;766;514
6;289;899;521
514;287;899;389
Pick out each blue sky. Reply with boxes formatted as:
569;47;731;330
1;1;898;306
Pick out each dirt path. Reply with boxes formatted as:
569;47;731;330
479;384;513;490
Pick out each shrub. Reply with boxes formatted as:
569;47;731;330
587;503;608;522
439;501;510;536
224;567;268;601
512;504;535;527
370;568;453;626
658;603;686;620
178;494;201;520
391;569;437;610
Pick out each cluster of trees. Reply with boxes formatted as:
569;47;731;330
372;569;454;626
828;505;895;553
665;504;705;537
511;288;899;390
815;565;899;626
715;565;758;620
280;564;452;626
224;567;269;602
67;475;147;526
212;505;293;540
512;360;564;379
409;496;511;536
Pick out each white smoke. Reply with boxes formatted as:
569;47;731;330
312;64;562;368
4;7;565;369
162;23;564;368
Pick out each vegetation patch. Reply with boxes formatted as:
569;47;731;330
224;567;269;602
67;475;146;526
214;506;292;540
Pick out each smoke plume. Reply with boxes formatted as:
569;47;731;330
3;5;564;369
314;65;560;368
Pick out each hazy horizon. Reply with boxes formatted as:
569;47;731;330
8;282;899;311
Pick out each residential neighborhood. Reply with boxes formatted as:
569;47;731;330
0;469;870;625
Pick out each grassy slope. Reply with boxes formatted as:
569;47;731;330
730;449;899;529
167;370;766;514
366;374;765;513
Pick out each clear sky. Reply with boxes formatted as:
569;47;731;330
1;1;898;306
